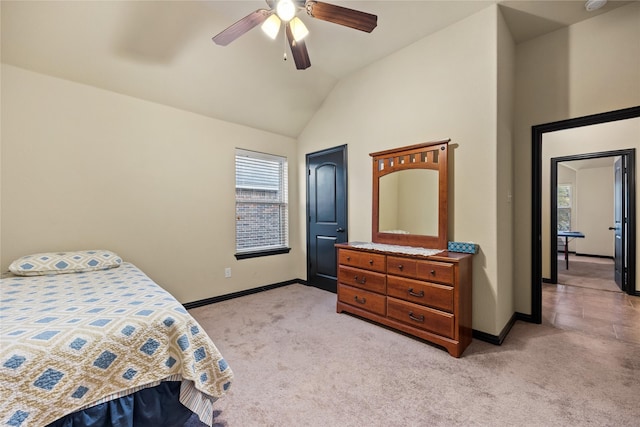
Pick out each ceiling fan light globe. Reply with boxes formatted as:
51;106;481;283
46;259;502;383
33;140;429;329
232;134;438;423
261;14;281;39
290;17;309;42
276;0;296;22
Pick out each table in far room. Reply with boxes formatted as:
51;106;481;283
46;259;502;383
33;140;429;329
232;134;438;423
557;231;585;270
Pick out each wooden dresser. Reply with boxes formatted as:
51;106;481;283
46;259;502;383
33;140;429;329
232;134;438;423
335;243;473;357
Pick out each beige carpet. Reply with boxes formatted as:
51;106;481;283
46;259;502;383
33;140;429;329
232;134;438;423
557;256;621;293
189;284;639;426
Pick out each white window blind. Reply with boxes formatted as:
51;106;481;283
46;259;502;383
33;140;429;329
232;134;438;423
235;149;289;255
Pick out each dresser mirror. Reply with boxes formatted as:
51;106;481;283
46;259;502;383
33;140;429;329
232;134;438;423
371;139;449;249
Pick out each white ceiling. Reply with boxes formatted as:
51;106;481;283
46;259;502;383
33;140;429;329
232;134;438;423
1;0;633;138
561;157;617;170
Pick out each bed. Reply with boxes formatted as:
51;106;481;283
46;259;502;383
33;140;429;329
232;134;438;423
0;250;233;427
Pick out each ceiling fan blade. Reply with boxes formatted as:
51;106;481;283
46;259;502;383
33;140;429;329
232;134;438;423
286;24;311;70
212;9;272;46
305;1;377;33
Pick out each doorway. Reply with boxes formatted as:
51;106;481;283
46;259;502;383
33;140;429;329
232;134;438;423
550;152;632;291
531;106;640;324
306;145;348;293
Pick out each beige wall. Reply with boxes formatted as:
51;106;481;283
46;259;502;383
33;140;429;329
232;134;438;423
0;64;305;303
576;166;614;257
514;2;640;312
297;6;503;335
496;5;516;334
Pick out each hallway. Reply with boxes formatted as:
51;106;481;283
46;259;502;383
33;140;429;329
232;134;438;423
557;254;621;292
543;283;639;344
543;255;639;344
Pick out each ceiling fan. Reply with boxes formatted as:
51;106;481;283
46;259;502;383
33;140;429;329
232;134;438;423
212;0;378;70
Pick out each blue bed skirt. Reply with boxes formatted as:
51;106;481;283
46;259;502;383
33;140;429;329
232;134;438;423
46;381;195;427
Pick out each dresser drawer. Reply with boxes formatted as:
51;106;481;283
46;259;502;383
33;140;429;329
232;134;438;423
387;256;418;278
338;265;386;294
416;260;454;284
387;276;453;312
338;284;386;316
339;249;386;273
387;297;454;339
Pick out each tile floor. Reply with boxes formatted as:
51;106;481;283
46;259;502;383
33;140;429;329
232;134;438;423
542;282;640;344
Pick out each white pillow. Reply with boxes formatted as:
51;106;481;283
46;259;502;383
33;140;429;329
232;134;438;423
9;250;122;276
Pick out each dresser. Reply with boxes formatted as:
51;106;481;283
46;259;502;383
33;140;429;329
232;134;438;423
335;243;473;357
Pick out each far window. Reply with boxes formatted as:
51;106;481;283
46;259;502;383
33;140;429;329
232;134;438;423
235;149;290;259
557;184;572;232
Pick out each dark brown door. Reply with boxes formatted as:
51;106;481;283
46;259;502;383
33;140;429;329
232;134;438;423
306;145;347;293
613;157;624;288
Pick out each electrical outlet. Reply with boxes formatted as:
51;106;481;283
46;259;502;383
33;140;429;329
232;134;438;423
224;267;231;278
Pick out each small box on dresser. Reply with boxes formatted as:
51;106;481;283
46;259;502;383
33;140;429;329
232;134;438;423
336;243;473;357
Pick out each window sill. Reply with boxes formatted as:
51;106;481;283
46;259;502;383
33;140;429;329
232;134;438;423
235;247;291;260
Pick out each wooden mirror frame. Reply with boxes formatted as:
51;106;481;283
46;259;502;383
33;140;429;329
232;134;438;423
371;139;449;249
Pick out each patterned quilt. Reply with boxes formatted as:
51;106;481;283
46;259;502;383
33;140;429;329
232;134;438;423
0;263;233;427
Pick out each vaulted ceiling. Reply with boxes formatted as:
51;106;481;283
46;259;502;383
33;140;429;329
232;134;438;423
1;1;632;137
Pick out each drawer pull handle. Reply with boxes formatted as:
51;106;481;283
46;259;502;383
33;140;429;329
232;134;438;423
409;311;425;323
408;288;424;297
368;259;374;265
354;296;367;304
354;275;367;284
430;270;436;276
346;256;351;261
398;264;404;271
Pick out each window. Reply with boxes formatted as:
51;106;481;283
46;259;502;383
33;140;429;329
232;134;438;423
235;149;290;259
557;184;572;232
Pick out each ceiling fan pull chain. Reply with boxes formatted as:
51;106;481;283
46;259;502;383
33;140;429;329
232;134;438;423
283;29;288;61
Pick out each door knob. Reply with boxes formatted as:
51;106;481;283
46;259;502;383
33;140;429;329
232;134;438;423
336;227;345;232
